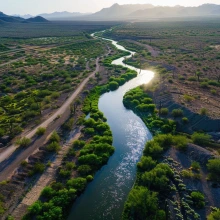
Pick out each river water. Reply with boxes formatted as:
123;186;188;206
68;32;154;220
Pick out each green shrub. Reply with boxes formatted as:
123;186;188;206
200;82;209;88
143;140;163;159
192;132;211;146
86;175;94;182
141;163;173;190
173;135;188;150
41;186;55;199
188;76;197;81
191;191;205;209
72;140;85;149
182;117;188;124
49;131;60;143
153;134;173;149
207;208;220;220
211;89;217;95
191;161;200;170
109;81;119;91
67;177;87;192
171;109;183;117
33;162;45;174
16;137;31;148
77;165;92;176
28;201;42;215
36;127;46;136
200;108;208;115
65;162;75;170
160;108;169;115
207;159;220;182
183;94;194;102
47;142;61;152
137;156;157;171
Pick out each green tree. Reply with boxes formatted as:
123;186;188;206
122;186;165;220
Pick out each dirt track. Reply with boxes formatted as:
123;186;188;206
0;58;99;181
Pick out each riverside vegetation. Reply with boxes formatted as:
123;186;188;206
122;85;220;220
22;57;137;219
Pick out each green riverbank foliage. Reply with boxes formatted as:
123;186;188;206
23;62;137;220
122;86;202;220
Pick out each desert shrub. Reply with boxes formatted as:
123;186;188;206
33;162;45;174
160;108;169;115
192;132;211;146
211;89;217;95
47;142;61;152
191;191;205;209
49;131;60;143
36;127;46;136
183;94;194;102
16;137;31;148
207;159;220;182
191;161;200;170
171;109;183;117
200;108;208;115
182;117;188;124
173;135;188;150
188;76;197;81
181;170;194;178
153;134;173;149
59;169;71;178
62;118;74;131
200;82;209;88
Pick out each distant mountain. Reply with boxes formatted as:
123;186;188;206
38;11;91;20
0;12;24;22
26;16;48;22
86;3;220;20
88;3;154;20
129;4;220;19
12;14;33;19
0;12;48;23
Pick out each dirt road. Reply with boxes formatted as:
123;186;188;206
0;58;99;165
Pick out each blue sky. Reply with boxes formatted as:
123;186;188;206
1;0;220;15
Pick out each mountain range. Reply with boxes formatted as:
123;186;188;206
4;3;220;22
0;12;48;23
87;3;220;20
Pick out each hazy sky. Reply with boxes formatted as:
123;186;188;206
1;0;220;15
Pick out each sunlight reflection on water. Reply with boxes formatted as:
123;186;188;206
68;32;154;220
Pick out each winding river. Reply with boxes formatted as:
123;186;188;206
68;32;154;220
